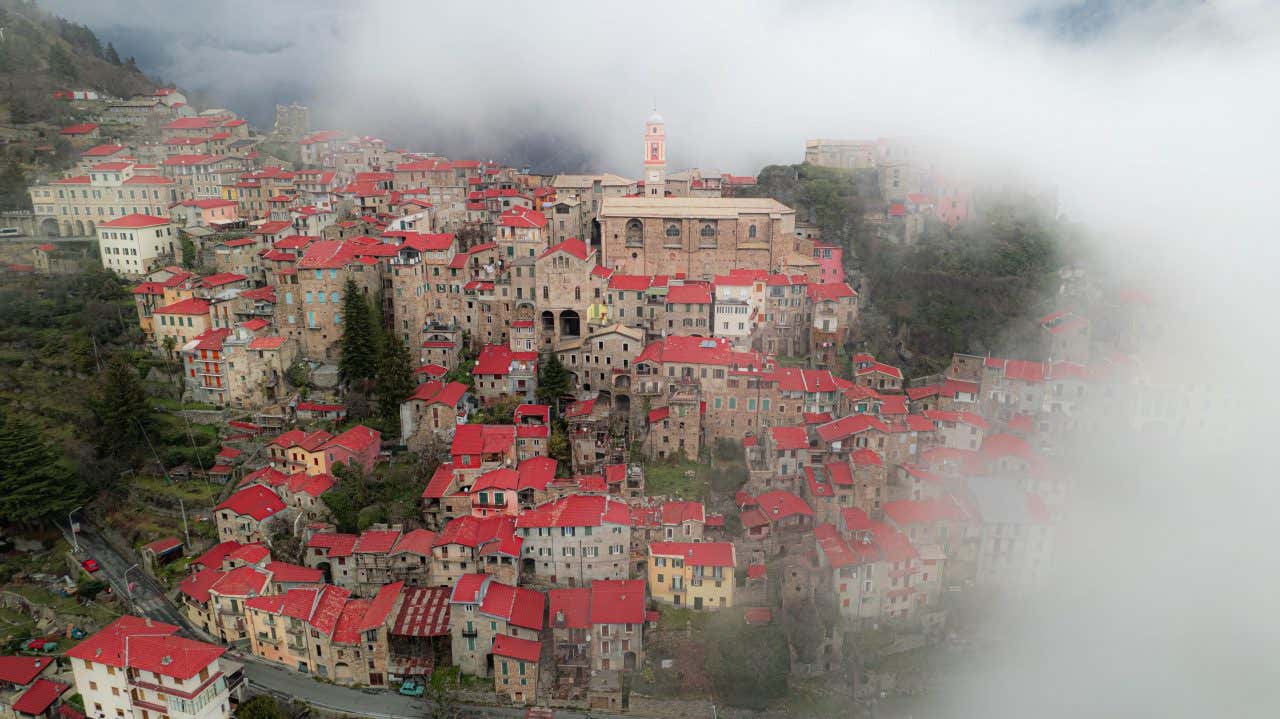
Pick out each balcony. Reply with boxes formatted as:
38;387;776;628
635;381;662;396
461;627;479;638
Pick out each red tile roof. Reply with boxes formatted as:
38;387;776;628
479;580;544;631
0;656;49;685
549;588;591;629
215;485;285;521
60;123;98;135
635;335;769;370
154;297;210;316
391;586;451;637
516;495;630;528
12;679;68;715
665;282;712;304
66;616;223;680
100;213;169;229
769;425;809;451
589;579;645;625
883;499;968;525
492;634;541;663
649;541;735;567
816;414;890;443
498;206;547;229
538;237;588;261
755;489;814;520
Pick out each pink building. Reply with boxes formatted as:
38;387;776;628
812;242;845;285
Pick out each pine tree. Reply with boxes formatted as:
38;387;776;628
89;357;151;462
535;352;573;408
338;278;376;386
104;42;122;65
47;44;77;81
0;411;85;524
374;332;414;433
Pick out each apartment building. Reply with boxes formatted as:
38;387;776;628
646;542;736;610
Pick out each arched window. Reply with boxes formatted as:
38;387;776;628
700;223;715;238
665;223;681;238
748;225;758;239
625;219;642;247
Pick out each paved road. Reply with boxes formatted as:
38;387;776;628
63;521;644;719
62;521;189;629
239;653;646;719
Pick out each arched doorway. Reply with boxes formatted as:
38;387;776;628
61;221;74;237
540;310;555;334
85;220;95;235
334;662;352;683
39;218;60;238
316;561;332;584
73;220;85;237
559;310;580;338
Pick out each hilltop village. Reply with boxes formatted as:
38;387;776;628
0;86;1166;719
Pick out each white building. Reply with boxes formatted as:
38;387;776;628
67;615;233;719
97;214;176;277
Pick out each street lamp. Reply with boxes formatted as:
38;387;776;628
123;564;140;600
68;506;83;553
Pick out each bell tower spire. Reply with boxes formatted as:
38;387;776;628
643;108;666;198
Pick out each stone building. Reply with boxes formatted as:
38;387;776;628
448;574;544;677
515;494;632;586
598;196;801;278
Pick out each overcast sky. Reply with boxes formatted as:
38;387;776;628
44;1;1280;717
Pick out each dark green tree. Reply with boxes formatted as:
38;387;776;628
338;278;376;386
104;42;122;65
234;695;284;719
0;412;85;524
535;351;572;407
374;333;413;433
89;357;152;462
47;44;78;80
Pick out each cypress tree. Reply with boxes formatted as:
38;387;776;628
374;332;414;433
89;357;151;461
104;42;122;65
536;351;573;407
338;278;376;385
0;412;84;524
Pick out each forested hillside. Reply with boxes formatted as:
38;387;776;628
742;163;1077;375
0;0;159;209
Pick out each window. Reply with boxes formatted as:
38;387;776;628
665;223;680;239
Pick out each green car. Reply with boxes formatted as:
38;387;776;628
398;679;425;697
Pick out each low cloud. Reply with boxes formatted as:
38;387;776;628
46;1;1280;716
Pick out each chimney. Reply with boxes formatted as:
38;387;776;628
144;617;152;628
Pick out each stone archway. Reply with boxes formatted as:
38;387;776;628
39;218;60;238
559;309;580;338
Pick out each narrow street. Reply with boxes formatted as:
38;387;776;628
62;520;644;719
60;520;188;629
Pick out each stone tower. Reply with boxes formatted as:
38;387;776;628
643;109;666;198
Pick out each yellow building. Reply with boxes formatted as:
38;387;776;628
646;542;736;610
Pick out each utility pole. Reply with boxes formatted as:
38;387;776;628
177;496;191;549
68;506;83;553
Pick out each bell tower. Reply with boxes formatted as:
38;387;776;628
643;109;666;198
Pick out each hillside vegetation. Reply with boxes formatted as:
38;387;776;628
0;0;159;209
742;164;1075;374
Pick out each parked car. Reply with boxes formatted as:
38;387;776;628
398;680;425;697
80;559;99;573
